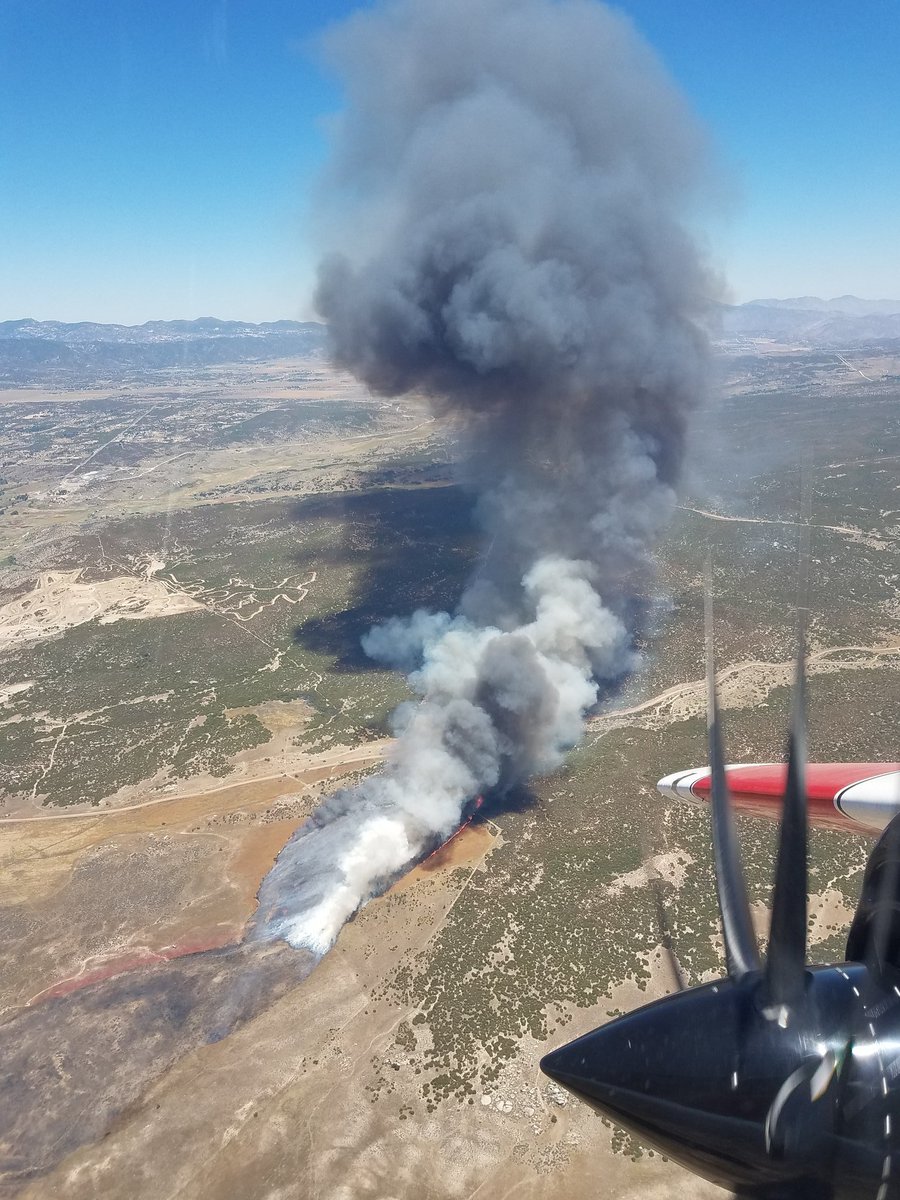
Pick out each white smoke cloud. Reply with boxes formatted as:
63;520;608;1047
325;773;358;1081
278;815;415;955
251;0;717;954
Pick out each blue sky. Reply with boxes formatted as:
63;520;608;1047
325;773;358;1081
1;0;898;323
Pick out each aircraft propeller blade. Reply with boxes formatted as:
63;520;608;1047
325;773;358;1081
705;564;761;981
765;578;809;1009
647;869;688;993
635;779;687;993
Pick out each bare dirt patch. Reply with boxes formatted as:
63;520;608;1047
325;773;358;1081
592;640;900;733
807;886;857;948
0;569;202;651
390;820;499;895
0;680;33;706
606;849;693;896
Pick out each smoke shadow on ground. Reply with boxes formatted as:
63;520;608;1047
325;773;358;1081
478;780;539;820
288;480;481;672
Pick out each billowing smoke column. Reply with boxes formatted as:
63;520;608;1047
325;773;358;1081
252;0;716;954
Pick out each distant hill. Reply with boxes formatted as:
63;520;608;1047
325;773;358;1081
0;318;328;385
4;303;899;383
719;297;900;347
0;317;327;345
747;296;900;316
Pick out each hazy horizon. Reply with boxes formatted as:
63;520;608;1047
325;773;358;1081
5;293;900;329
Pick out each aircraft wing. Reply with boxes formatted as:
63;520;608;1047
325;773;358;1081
658;763;900;833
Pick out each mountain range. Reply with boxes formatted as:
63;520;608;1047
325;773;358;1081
0;319;328;384
1;299;899;386
719;296;900;345
0;317;325;346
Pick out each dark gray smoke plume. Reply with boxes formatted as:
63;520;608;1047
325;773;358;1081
253;0;716;953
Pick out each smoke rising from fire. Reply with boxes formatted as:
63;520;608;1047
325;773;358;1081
252;0;717;954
